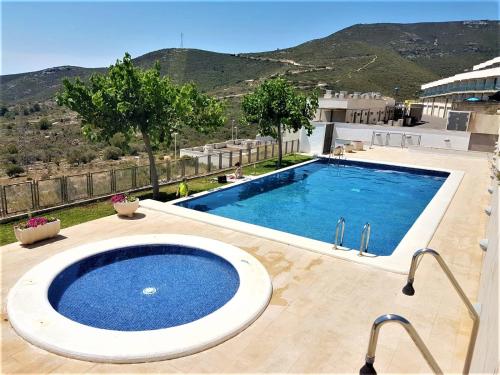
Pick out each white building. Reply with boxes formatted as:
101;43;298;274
420;57;500;118
314;90;395;124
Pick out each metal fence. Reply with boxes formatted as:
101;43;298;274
0;140;299;219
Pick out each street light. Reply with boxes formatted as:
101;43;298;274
173;132;178;160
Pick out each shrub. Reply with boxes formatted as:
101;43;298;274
0;106;8;116
128;143;144;156
4;144;18;154
5;154;19;164
103;146;122;160
109;132;128;151
22;108;30;116
66;147;97;165
39;117;52;130
32;103;41;112
6;164;25;177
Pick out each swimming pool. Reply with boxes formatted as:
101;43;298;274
48;245;240;331
177;159;449;256
8;235;272;362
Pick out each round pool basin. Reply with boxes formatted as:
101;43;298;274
48;245;240;331
7;235;272;363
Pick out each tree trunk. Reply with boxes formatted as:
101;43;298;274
277;121;283;169
142;131;160;199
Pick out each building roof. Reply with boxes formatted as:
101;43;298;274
421;66;500;90
473;57;500;71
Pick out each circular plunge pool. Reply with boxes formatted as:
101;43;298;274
7;235;272;363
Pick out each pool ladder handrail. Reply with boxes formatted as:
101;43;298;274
402;248;480;375
360;314;443;375
333;217;345;249
358;222;371;256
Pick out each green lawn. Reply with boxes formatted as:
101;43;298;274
0;154;311;246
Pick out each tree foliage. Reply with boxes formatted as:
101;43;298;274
56;53;225;198
242;77;318;167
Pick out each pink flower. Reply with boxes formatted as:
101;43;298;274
26;217;48;228
111;194;126;203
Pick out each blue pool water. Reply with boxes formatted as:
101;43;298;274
48;245;240;331
177;159;448;256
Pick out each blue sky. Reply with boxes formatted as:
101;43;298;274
1;1;498;75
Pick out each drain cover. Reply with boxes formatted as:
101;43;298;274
142;287;157;295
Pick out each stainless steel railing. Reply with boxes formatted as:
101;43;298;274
358;222;371;256
360;314;443;374
333;217;345;249
402;248;480;374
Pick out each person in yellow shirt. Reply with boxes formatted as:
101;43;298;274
176;178;189;197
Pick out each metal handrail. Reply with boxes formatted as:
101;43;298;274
402;248;480;375
358;223;371;256
333;217;345;249
360;314;443;374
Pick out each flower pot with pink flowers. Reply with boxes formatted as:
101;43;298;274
14;216;61;245
111;193;139;217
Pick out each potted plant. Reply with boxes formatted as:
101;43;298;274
14;216;61;245
111;193;139;217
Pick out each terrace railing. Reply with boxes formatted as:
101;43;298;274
0;140;300;220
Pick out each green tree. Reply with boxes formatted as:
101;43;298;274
57;53;225;198
241;77;318;168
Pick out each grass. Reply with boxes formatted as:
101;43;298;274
0;154;312;246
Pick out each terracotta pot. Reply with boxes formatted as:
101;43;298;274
14;220;61;245
113;198;140;217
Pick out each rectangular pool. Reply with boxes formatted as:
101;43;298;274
176;159;449;256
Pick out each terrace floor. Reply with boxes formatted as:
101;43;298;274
1;147;491;373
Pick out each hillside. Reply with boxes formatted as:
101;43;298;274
244;20;499;98
1;20;498;104
0;49;288;104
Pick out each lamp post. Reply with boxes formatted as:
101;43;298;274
235;126;238;140
231;120;235;140
173;132;178;160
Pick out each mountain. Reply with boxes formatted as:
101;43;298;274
0;49;287;104
243;20;499;98
1;20;498;104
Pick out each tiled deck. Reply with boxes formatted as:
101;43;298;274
1;147;490;373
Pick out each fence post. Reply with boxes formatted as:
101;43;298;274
89;173;94;197
264;144;268;159
218;153;223;170
229;151;233;167
31;181;38;210
166;161;171;181
181;159;186;177
86;173;92;198
285;141;289;154
63;176;69;203
195;157;199;175
0;186;5;217
248;147;252;164
207;155;211;173
297;139;300;152
111;170;117;193
256;146;260;161
272;143;275;157
132;167;137;189
239;149;243;165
